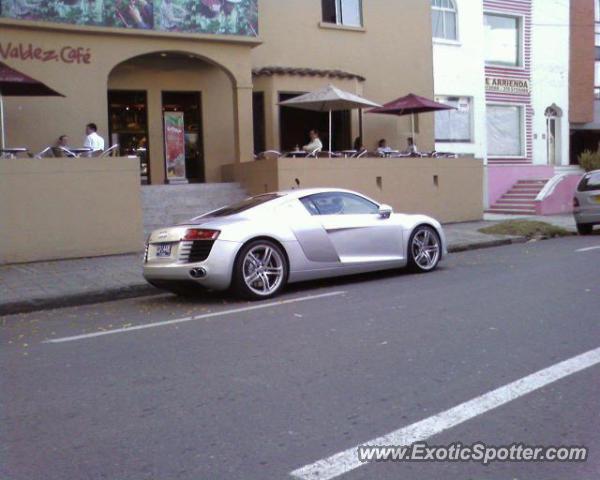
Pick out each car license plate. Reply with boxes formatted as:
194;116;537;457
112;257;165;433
156;243;172;258
595;195;600;204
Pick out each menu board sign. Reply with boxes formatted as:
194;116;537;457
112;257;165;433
0;0;258;36
163;111;186;183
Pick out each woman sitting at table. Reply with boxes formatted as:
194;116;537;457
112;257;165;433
376;138;394;156
302;129;323;154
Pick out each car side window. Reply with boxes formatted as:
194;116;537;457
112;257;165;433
299;197;320;215
300;193;379;215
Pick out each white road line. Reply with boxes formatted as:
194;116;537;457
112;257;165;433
290;346;600;480
575;245;600;253
43;291;346;344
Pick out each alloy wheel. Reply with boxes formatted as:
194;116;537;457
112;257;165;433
242;244;285;296
411;228;440;271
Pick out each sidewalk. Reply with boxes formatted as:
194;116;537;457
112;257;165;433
0;215;576;315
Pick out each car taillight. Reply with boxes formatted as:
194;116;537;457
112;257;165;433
573;197;580;208
183;228;220;241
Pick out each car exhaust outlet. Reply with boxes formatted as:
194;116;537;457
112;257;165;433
189;267;207;279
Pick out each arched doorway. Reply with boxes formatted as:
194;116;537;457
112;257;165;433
544;104;563;166
107;51;236;185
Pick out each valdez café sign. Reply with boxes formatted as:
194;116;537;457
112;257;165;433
485;76;530;95
0;42;91;64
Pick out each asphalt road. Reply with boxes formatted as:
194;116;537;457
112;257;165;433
1;236;600;480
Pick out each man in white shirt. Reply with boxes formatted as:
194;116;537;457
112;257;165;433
302;129;323;155
84;123;105;153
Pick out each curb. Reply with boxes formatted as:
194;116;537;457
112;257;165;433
0;236;528;316
447;236;527;253
0;284;161;317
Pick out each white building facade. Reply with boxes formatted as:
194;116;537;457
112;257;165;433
432;0;576;214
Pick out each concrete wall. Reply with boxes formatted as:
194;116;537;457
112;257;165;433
531;0;570;166
252;0;436;152
569;0;595;124
537;174;583;215
432;0;487;160
225;157;484;223
0;157;143;264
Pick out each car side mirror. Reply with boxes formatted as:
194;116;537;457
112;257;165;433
378;204;393;219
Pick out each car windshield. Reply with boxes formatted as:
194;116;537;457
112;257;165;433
203;193;282;217
578;172;600;192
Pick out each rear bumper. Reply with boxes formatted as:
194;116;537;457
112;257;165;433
574;210;600;225
143;239;241;291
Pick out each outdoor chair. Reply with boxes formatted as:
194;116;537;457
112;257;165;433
99;144;120;158
58;146;78;158
258;150;282;160
316;151;341;158
30;147;54;159
352;148;368;158
306;148;322;158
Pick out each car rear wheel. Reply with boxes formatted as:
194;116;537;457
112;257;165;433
576;223;594;235
407;225;441;273
232;240;288;300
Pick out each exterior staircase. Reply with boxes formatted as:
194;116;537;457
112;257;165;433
142;183;248;235
486;179;549;215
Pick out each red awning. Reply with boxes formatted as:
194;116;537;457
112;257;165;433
368;93;454;116
0;61;64;97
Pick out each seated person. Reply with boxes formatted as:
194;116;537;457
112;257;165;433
376;138;394;156
353;136;364;151
404;137;419;155
52;134;71;157
302;129;323;154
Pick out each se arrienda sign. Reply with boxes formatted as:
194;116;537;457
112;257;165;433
485;76;530;95
0;42;92;64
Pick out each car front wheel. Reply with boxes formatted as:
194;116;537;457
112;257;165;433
407;225;441;272
232;240;288;300
576;223;593;235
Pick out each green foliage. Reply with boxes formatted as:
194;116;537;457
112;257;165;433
479;220;571;240
578;149;600;172
2;0;258;35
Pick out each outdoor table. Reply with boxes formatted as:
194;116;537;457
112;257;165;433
0;147;28;158
69;147;93;156
287;150;307;158
339;150;357;158
383;150;400;157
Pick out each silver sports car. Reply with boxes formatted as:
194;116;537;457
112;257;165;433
143;188;447;299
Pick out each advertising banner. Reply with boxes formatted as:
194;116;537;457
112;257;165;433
0;0;258;36
163;111;186;182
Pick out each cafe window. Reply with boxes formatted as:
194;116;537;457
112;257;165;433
486;104;524;157
435;96;472;142
431;0;457;41
484;13;522;67
322;0;363;27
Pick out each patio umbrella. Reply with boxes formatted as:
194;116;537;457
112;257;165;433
0;61;64;148
367;93;455;141
279;84;380;157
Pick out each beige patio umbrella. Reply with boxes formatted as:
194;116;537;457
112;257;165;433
279;84;380;157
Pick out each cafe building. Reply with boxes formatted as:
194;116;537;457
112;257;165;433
0;0;440;182
1;0;486;263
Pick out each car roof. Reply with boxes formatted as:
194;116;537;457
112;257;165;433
274;188;369;200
